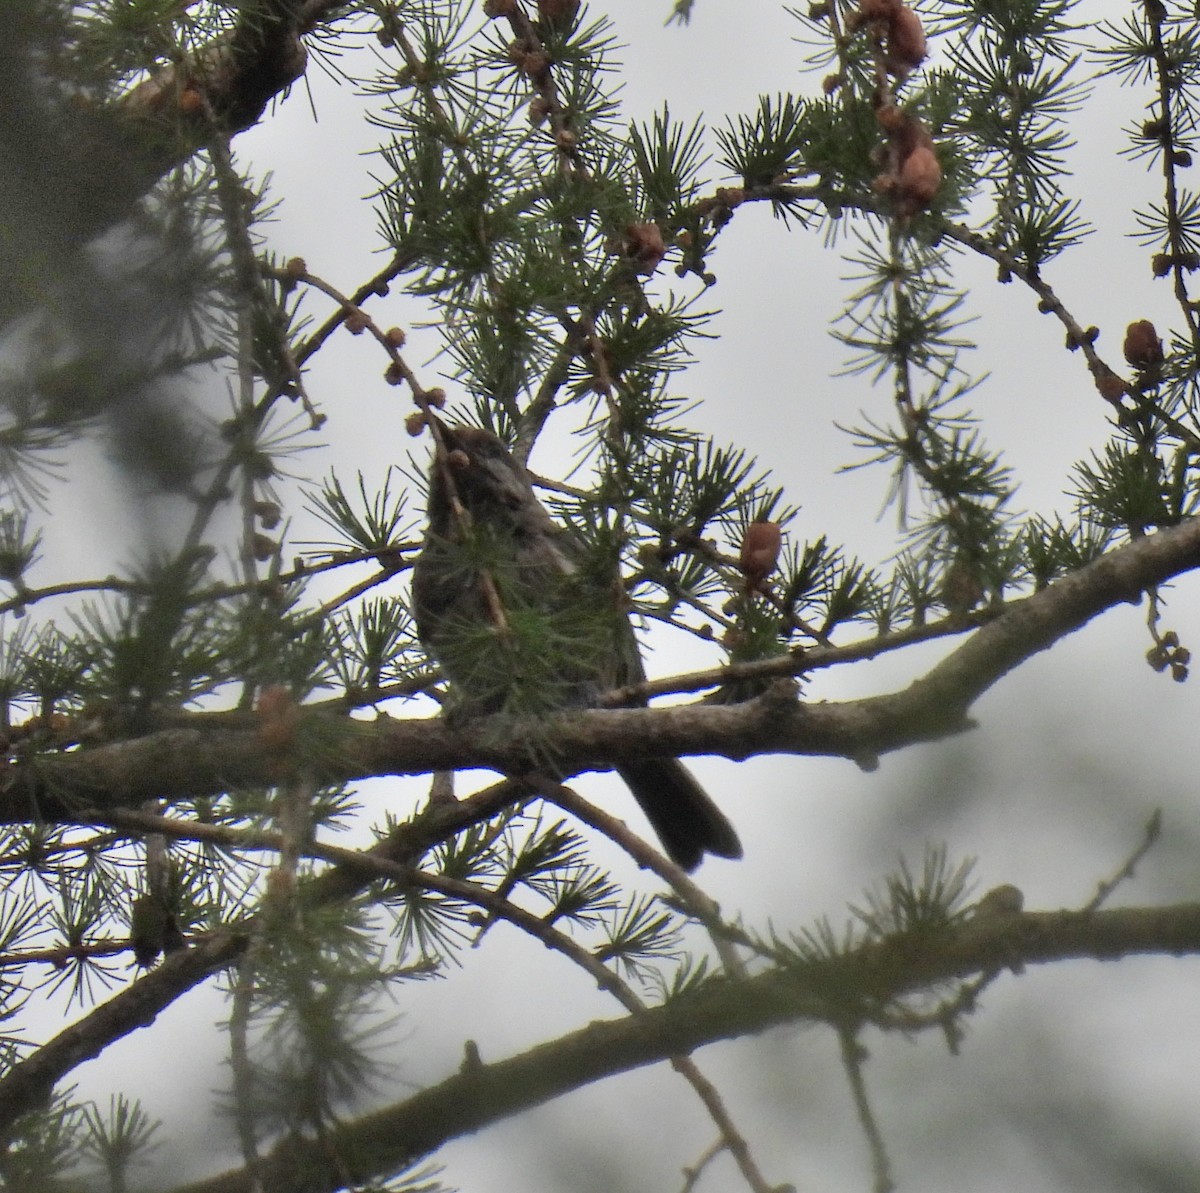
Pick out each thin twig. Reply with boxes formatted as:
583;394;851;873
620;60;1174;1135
534;777;748;978
1082;808;1163;914
837;1025;894;1193
671;1054;778;1193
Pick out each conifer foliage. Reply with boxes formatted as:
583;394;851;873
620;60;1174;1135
2;0;1200;1189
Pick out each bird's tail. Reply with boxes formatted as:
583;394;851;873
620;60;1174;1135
616;759;742;871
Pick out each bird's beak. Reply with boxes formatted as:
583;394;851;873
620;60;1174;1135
426;413;451;444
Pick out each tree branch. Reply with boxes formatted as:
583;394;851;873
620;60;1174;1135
8;515;1200;823
0;780;525;1139
25;0;346;255
0;929;248;1137
163;900;1200;1193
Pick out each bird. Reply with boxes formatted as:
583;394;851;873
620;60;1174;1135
411;420;742;870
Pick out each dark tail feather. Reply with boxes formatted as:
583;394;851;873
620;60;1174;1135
616;759;742;871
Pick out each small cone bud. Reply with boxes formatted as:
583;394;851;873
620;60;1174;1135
622;223;667;274
895;144;941;214
179;87;204;115
522;50;550;79
886;5;927;75
942;557;983;616
974;884;1024;918
131;896;170;968
739;521;783;583
1094;369;1127;402
538;0;580;22
253;500;282;529
256;685;298;753
856;0;899;20
1123;319;1164;367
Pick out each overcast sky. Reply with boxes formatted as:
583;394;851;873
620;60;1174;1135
41;1;1200;1189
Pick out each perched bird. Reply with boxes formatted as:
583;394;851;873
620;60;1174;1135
411;421;742;870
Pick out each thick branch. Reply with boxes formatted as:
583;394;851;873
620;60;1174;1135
7;516;1200;823
165;901;1200;1193
0;783;522;1140
16;0;342;256
109;2;311;212
0;930;247;1137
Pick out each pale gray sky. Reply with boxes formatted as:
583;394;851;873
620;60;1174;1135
40;2;1200;1189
